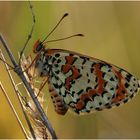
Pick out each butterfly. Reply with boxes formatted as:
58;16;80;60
30;39;140;115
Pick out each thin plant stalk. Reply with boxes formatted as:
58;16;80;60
0;33;57;139
0;82;28;139
0;48;36;139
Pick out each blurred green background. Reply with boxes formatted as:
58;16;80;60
0;1;140;139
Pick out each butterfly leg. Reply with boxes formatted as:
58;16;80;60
0;49;15;70
36;77;49;97
22;53;39;73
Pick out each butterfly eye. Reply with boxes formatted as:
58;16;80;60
33;40;44;53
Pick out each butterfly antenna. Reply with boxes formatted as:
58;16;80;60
42;13;69;43
44;34;84;44
19;1;36;64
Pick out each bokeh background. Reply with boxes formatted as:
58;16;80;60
0;1;140;139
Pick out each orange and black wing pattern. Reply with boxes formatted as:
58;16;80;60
38;49;140;115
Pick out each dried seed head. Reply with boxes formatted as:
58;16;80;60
19;53;51;139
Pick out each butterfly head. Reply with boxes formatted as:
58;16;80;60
33;40;45;53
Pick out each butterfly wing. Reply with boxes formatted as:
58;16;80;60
47;49;140;115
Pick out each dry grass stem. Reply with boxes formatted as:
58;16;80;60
0;33;57;139
20;53;51;139
0;48;36;139
0;81;28;138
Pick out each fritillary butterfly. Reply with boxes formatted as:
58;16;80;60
32;40;140;115
20;4;139;115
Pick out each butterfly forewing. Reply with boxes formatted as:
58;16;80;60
36;49;140;115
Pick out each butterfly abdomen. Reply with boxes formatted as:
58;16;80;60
48;84;68;115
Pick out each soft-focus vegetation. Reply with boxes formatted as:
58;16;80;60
0;1;140;138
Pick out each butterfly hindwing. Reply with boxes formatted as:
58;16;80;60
46;49;140;115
